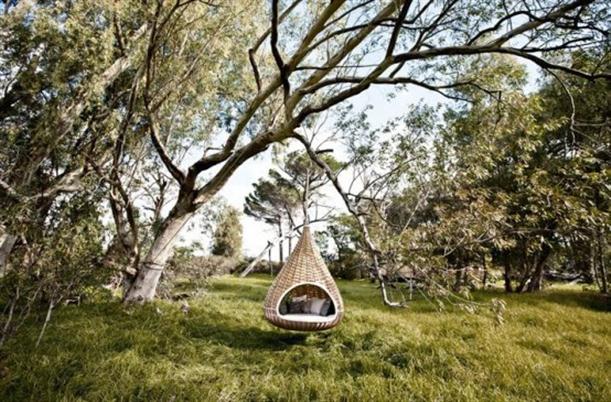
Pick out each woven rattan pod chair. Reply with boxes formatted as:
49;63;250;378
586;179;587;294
264;226;344;331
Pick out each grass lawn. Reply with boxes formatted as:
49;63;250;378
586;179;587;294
1;275;609;401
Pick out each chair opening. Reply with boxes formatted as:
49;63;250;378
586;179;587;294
276;283;336;321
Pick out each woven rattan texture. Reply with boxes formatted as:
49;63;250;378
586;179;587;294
264;227;344;331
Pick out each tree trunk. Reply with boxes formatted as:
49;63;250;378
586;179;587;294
526;244;551;292
589;242;601;289
278;221;284;263
103;198;140;288
515;251;531;293
453;268;464;291
0;232;17;274
481;253;488;288
503;259;513;292
597;229;608;294
123;211;192;302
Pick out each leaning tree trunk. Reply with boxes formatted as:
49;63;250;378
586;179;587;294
123;210;192;302
0;232;17;274
595;229;608;294
526;244;551;292
296;134;401;307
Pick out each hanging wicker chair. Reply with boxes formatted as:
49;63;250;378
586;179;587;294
263;226;344;331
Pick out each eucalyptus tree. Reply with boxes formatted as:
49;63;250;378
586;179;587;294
297;104;440;305
536;53;610;293
123;0;609;301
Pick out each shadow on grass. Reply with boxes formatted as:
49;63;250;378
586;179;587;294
474;288;610;312
182;319;309;350
210;281;269;302
536;290;610;312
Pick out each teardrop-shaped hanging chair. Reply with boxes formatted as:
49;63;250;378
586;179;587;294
264;226;344;331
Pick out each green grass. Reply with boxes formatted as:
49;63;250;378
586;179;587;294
1;276;609;401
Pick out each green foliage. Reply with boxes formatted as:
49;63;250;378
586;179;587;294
0;192;109;342
320;214;369;279
1;276;609;401
325;53;609;294
431;53;610;291
211;206;243;259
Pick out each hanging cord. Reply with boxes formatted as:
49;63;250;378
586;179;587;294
302;168;310;227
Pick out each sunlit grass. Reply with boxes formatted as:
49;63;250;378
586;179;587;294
1;275;609;401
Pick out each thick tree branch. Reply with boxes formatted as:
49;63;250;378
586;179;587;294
392;45;611;81
188;0;347;179
485;0;595;47
271;0;291;106
248;0;302;92
386;0;414;58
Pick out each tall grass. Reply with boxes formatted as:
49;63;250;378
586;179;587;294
1;276;609;401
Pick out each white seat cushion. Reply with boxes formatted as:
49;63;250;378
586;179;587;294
280;313;336;323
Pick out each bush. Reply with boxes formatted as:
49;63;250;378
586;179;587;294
159;251;245;298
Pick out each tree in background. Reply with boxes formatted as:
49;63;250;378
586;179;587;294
308;53;609;299
211;206;243;260
430;52;610;293
244;172;300;262
240;150;338;277
278;151;341;222
319;214;369;279
0;1;147;276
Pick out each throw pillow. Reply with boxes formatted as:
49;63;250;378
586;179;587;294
306;298;326;315
292;295;307;303
320;299;332;316
288;300;305;314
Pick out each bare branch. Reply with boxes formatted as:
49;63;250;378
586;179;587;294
386;0;414;59
271;0;291;105
249;0;302;92
293;132;403;307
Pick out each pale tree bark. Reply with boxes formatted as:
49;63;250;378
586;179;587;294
123;210;192;302
0;231;17;274
242;240;277;278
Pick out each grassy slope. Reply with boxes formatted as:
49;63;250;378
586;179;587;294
1;276;609;402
